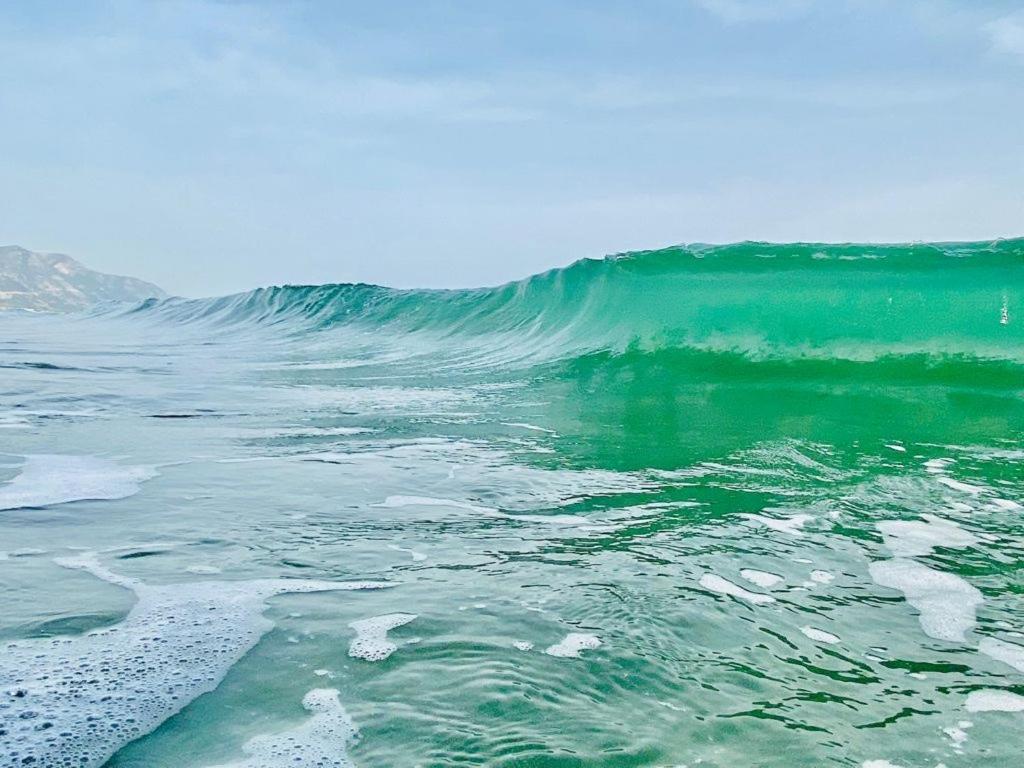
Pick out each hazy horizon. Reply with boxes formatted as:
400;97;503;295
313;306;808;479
6;235;1024;299
2;0;1023;296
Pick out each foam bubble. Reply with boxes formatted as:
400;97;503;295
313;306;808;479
205;688;356;768
965;690;1024;713
545;632;601;658
513;641;534;651
699;574;775;605
877;515;978;558
348;613;417;661
868;558;982;642
809;570;834;584
862;761;905;768
0;553;388;768
739;569;783;589
801;626;841;644
0;454;156;511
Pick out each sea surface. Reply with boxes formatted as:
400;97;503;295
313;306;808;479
1;240;1022;768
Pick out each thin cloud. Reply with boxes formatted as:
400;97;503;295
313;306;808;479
983;12;1024;61
693;0;815;24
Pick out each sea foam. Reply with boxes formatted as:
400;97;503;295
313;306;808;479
0;553;388;768
868;558;981;643
877;515;978;558
700;574;776;605
205;688;357;768
545;632;602;658
965;690;1024;713
0;454;155;511
348;613;417;661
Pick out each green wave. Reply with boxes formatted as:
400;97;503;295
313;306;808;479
106;238;1022;365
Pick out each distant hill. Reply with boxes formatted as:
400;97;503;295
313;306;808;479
0;246;167;312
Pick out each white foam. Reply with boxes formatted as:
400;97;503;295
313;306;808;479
965;690;1024;713
925;458;953;474
979;637;1024;673
700;574;775;605
513;640;534;651
387;544;427;562
0;454;156;511
877;515;978;558
186;565;223;574
801;626;840;644
0;554;388;768
347;613;417;661
378;495;492;513
885;444;907;453
809;570;834;584
990;498;1022;511
868;558;982;642
862;761;906;768
500;422;557;434
377;495;585;526
741;513;812;536
937;476;984;494
545;632;602;658
739;569;783;589
943;720;972;752
205;688;356;768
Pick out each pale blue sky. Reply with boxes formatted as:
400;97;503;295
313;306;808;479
1;0;1022;296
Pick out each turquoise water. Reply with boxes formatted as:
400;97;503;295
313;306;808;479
1;240;1023;767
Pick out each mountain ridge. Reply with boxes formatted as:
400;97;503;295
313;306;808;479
0;245;167;312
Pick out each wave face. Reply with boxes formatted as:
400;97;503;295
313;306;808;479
107;239;1022;365
3;240;1024;768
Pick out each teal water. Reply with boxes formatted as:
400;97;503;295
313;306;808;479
1;240;1022;767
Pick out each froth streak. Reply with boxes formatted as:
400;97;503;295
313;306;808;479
0;554;389;768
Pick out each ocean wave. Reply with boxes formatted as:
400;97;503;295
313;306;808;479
84;239;1021;366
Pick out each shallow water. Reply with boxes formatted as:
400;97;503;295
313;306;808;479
1;241;1023;767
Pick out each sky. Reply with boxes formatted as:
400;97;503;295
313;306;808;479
0;0;1022;297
